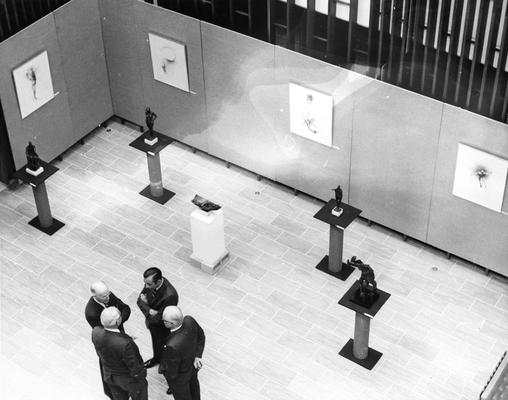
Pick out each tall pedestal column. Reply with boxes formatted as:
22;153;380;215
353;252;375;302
147;153;163;197
329;225;344;273
353;312;370;359
32;183;53;228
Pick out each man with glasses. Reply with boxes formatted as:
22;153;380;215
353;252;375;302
137;267;179;369
160;306;205;400
92;307;148;400
86;281;131;399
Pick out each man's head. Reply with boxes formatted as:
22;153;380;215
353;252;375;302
162;306;183;330
143;267;163;290
90;281;110;304
100;307;122;329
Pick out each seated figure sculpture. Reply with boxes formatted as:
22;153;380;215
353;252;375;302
25;141;43;175
191;194;221;212
347;256;379;308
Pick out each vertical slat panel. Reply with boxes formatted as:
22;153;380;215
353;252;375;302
478;0;502;110
1;2;12;37
368;0;381;68
431;0;451;97
398;0;413;85
388;0;403;81
377;0;391;77
306;0;315;49
267;0;274;43
454;0;475;103
466;0;489;107
502;84;508;122
421;0;438;91
489;2;508;116
228;0;234;27
409;0;426;87
8;0;21;31
286;0;295;50
247;0;253;35
443;0;463;99
347;0;359;63
326;0;337;53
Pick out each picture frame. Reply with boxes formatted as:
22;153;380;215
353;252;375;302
148;32;190;92
12;50;55;119
289;82;333;147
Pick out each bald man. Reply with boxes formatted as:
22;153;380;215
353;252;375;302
85;281;131;399
160;306;205;400
92;307;147;400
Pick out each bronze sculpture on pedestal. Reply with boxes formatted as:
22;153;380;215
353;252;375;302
347;256;379;308
145;107;157;140
25;141;42;173
191;194;221;212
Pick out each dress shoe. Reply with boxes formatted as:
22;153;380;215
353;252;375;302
144;359;159;368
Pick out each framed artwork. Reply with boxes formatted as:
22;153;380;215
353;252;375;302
148;32;189;92
452;143;508;212
12;51;55;119
289;83;333;147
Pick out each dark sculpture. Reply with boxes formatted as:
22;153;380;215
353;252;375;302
347;256;379;308
333;185;343;209
145;107;157;139
25;141;41;171
192;194;221;212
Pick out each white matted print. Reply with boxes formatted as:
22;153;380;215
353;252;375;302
12;51;55;119
452;143;508;212
148;32;189;92
289;83;333;147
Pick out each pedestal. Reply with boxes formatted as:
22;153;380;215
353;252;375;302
338;280;391;370
13;161;65;235
190;209;228;274
313;200;362;281
129;130;175;204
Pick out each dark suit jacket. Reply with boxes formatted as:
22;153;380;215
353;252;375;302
160;316;205;384
85;292;131;332
91;327;146;380
137;277;178;327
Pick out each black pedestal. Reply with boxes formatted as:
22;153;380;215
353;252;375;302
316;256;355;280
339;339;383;370
139;185;175;205
28;216;65;235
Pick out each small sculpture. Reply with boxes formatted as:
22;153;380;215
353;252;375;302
347;256;379;308
192;194;221;212
474;167;489;188
25;141;43;175
144;107;158;144
331;185;343;217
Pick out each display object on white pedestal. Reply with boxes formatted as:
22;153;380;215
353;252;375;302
190;209;228;274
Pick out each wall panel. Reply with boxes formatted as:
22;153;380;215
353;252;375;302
99;0;145;125
273;47;355;201
0;13;74;169
350;82;443;241
54;0;112;142
427;106;508;275
201;22;278;180
133;2;208;151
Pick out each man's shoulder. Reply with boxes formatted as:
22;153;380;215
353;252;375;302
162;278;178;295
85;297;96;311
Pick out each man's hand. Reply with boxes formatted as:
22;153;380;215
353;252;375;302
193;357;203;370
139;294;147;303
148;309;158;316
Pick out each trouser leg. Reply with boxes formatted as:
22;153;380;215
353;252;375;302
189;369;200;400
99;359;113;399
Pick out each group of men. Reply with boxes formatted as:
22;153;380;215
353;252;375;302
85;267;205;400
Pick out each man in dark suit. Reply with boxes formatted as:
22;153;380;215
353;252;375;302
92;307;147;400
85;281;131;399
137;267;179;368
160;306;205;400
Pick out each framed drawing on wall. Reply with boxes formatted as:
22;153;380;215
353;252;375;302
452;143;508;212
12;51;55;119
289;83;333;147
148;32;189;92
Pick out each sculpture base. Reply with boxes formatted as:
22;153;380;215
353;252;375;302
26;166;44;176
331;206;343;217
316;255;355;281
139;185;175;205
28;216;65;235
144;137;158;145
191;250;229;275
339;338;382;370
350;291;380;308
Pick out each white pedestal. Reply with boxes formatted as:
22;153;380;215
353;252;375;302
190;209;228;274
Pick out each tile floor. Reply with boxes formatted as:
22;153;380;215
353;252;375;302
1;120;507;400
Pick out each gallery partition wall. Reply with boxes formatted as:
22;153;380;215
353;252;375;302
0;0;507;277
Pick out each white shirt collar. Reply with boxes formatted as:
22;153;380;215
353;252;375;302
104;327;120;333
93;297;107;308
172;324;183;332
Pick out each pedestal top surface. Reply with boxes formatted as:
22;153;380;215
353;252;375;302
191;208;223;223
14;160;59;187
129;130;174;154
338;280;391;317
313;199;362;229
